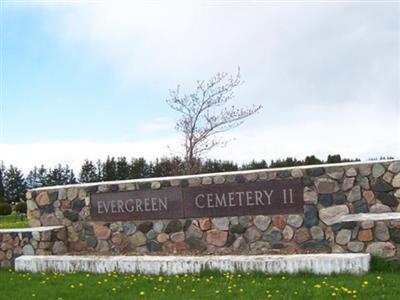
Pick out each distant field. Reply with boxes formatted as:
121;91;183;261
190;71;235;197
0;213;28;229
1;257;399;300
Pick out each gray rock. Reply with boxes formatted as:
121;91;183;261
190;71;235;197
319;205;349;225
291;168;303;178
372;164;386;178
376;193;399;207
211;217;230;231
72;199;85;212
244;226;262;243
262;227;282;242
151;181;161;190
110;222;123;233
86;236;98;248
389;228;400;243
388;162;400;173
352;200;368;213
357;176;370;190
342;177;355;191
345;167;357;177
318;194;333;207
186;225;203;239
326;167;344;180
306;167;324;177
375;222;390;241
347;241;364;252
315;178;340;194
146;229;157;240
123;223;136;235
282;226;294;241
373;179;394;192
153;221;164;233
27;200;38;211
366;242;396;258
23;244;35;255
129;232;147;248
165;220;182;233
170;232;185;243
333;193;346;204
287;215;303;228
230;224;246;234
304;205;318;227
304;188;318;204
231;236;249;251
336;229;352;245
213;175;225;184
310;226;324;241
186;237;207;251
147;240;161;252
253;215;271;231
63;210;79;222
359;165;372;176
239;216;253;228
392;174;400;188
52;241;67;254
370;203;392;213
250;241;271;251
137;222;153;233
347;186;361;202
300;240;330;252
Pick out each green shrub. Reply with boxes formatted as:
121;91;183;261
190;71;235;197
15;202;27;214
0;202;12;215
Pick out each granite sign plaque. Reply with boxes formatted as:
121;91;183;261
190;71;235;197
90;178;304;221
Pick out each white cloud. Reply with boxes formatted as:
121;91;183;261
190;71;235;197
3;3;398;172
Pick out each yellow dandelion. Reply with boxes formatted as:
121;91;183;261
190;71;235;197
314;284;321;289
70;285;75;289
331;292;336;296
215;290;220;294
32;294;36;297
363;281;368;285
240;288;244;292
112;288;116;292
139;291;145;296
192;289;196;293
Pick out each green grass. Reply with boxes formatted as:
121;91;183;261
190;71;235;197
0;212;28;229
0;257;399;300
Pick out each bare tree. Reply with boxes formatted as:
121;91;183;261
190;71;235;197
167;68;262;174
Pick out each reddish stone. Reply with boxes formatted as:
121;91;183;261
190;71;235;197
61;199;72;209
294;228;311;244
40;213;60;226
38;242;52;250
36;192;50;206
94;224;112;240
174;241;188;252
199;218;211;231
363;191;375;205
41;231;52;242
161;241;175;252
272;215;286;230
70;241;87;252
358;229;373;242
206;229;228;247
111;233;123;245
0;251;5;260
13;247;23;255
56;228;67;241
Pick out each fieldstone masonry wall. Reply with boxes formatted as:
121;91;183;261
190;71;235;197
25;160;400;258
0;226;67;268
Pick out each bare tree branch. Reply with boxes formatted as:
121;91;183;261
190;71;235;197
166;68;262;173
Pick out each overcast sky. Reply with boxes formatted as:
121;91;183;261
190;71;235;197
0;0;399;172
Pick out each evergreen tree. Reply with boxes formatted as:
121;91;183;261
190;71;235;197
46;164;76;186
304;155;322;165
116;157;130;180
0;162;5;202
3;165;27;203
241;159;268;170
79;160;99;183
201;159;238;173
102;156;117;181
129;158;151;179
327;154;341;164
270;157;302;168
152;157;185;177
26;165;48;189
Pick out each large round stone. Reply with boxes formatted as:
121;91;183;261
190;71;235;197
294;228;311;244
304;206;318;228
375;222;390;241
244;226;262;243
319;205;349;225
94;225;111;240
211;217;229;231
36;192;50;206
287;215;303;228
165;220;182;233
315;178;339;194
253;215;271;231
206;230;228;247
372;164;385;178
366;242;396;258
335;229;351;245
129;232;147;248
347;241;364;253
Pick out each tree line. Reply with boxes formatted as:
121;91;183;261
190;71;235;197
2;154;393;204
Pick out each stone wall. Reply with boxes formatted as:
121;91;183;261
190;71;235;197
26;160;400;257
0;226;67;268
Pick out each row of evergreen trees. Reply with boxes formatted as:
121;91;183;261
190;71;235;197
1;154;392;204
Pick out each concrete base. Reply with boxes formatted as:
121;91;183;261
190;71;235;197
15;253;370;275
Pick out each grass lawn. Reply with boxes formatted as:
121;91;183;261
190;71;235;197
0;257;399;300
0;212;28;229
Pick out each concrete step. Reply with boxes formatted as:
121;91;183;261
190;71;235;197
15;253;370;275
